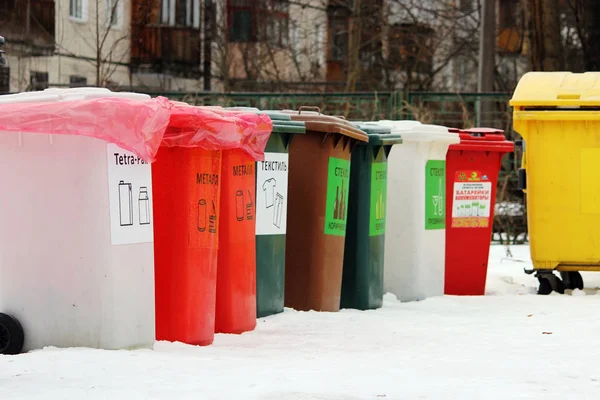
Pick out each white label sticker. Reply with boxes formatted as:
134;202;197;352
451;180;492;228
256;152;288;235
106;143;154;245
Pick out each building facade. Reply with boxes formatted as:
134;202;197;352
0;0;527;94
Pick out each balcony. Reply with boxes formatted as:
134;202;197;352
130;25;201;78
0;0;55;54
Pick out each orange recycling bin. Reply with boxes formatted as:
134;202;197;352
214;111;273;334
153;103;271;345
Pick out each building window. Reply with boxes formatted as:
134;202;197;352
69;0;87;21
161;0;200;28
107;0;123;28
69;75;87;88
228;0;290;47
390;23;434;75
30;71;49;91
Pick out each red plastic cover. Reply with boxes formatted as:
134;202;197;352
0;96;172;162
161;102;273;161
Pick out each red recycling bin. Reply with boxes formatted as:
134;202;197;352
215;148;258;334
444;128;514;296
153;102;271;346
214;111;272;334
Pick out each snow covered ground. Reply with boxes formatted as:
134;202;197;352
3;244;600;399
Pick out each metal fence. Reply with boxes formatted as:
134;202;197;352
145;89;527;244
0;87;527;243
160;91;400;122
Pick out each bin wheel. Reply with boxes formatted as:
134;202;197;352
0;313;24;355
537;277;552;295
560;271;584;291
537;273;565;295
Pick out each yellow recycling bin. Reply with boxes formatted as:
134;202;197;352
511;71;600;294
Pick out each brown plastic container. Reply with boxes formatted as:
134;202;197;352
282;107;369;312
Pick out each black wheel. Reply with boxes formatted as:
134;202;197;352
0;313;24;355
559;271;584;291
571;272;584;290
553;277;565;294
538;277;552;295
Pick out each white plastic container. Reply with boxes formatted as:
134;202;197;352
0;89;156;351
375;120;459;302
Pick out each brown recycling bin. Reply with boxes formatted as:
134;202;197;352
283;107;369;312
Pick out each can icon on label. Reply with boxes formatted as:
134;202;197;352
118;180;133;227
236;190;244;221
198;199;207;232
139;187;151;225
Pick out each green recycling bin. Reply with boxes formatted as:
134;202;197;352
226;107;306;317
341;122;402;310
255;112;306;318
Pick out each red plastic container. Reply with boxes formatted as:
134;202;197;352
444;128;514;296
152;102;272;345
153;147;221;345
215;148;258;334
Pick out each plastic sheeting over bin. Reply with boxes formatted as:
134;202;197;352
153;103;272;345
0;88;170;352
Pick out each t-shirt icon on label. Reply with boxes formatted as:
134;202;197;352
262;178;276;208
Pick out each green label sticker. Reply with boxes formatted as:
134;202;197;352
369;162;387;236
324;157;350;236
425;160;446;230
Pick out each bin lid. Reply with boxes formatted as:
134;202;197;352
448;127;514;153
277;107;369;142
226;107;305;134
352;122;403;146
510;72;600;108
375;120;459;145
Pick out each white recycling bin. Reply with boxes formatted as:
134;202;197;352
0;88;168;353
375;120;459;302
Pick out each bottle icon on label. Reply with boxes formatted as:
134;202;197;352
273;193;284;228
198;199;207;232
139;187;151;225
209;201;217;233
118;181;133;227
236;190;244;222
246;189;253;220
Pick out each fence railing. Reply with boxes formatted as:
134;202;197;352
141;89;525;244
0;88;525;243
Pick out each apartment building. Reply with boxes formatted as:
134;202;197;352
0;0;526;94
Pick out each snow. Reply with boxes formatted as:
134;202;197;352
3;244;600;399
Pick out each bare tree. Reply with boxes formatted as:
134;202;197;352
210;0;328;92
522;0;564;71
56;0;138;87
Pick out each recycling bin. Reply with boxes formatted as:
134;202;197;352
510;71;600;294
444;128;514;296
281;108;369;312
224;108;307;318
376;120;460;302
0;88;171;354
215;114;273;334
340;122;402;310
152;103;272;346
254;114;305;318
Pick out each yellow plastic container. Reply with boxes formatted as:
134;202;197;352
511;71;600;272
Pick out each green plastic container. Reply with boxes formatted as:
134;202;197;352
254;112;305;317
341;122;402;310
